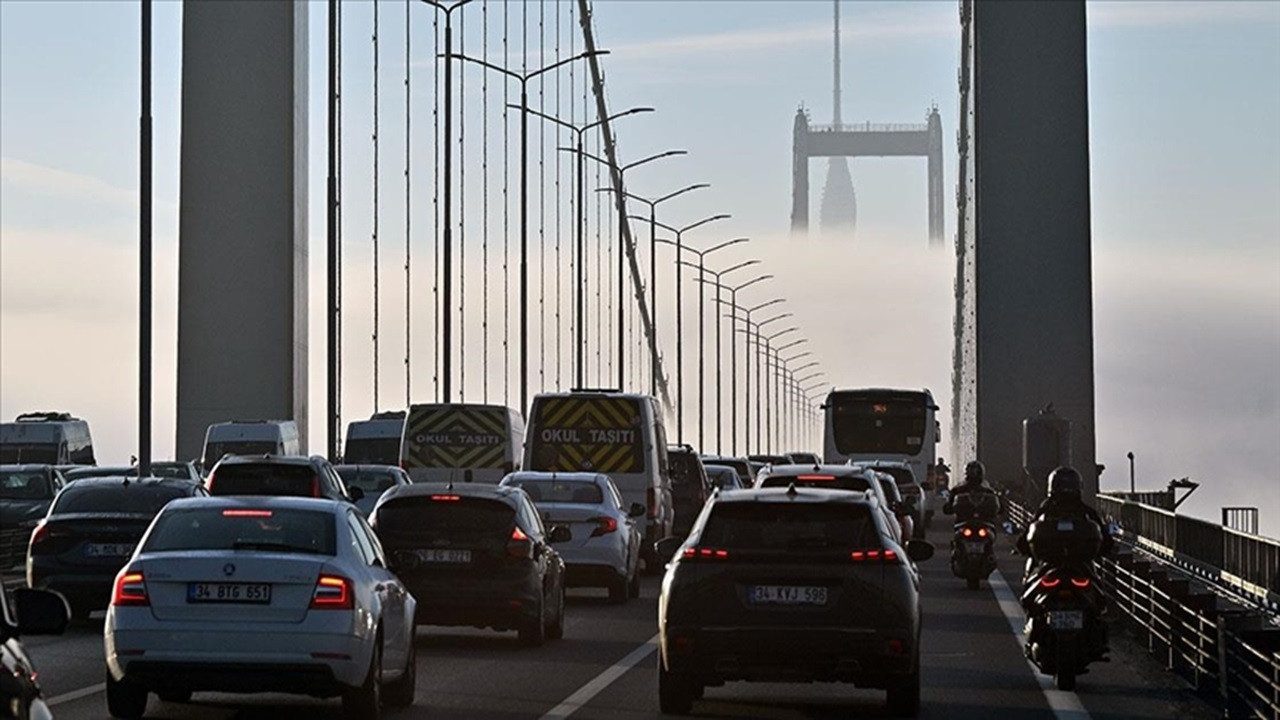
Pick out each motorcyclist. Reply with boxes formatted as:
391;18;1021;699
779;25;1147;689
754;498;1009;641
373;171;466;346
1016;465;1112;558
943;460;1003;520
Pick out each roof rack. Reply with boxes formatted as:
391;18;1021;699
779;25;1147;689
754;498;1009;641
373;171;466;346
568;387;622;394
15;411;77;423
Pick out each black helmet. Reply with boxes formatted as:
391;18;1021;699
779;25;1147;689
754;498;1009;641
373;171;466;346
964;460;985;485
1048;466;1082;497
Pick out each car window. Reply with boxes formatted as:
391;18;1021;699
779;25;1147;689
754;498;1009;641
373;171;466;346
519;496;545;537
508;479;603;504
338;468;401;494
0;469;53;500
143;506;337;555
605;478;624;509
209;464;315;496
346;512;377;565
52;483;190;515
699;502;878;551
353;512;387;566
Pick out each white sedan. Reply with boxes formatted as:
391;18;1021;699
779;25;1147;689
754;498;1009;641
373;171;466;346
500;471;644;604
103;496;416;719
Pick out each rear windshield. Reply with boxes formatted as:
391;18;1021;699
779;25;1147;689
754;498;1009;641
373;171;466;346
204;441;281;467
210;464;315;496
669;453;704;487
0;469;53;500
336;468;402;494
759;474;873;493
53;484;189;515
872;467;916;487
143;507;336;555
704;466;741;491
375;496;514;539
700;502;878;551
507;480;602;504
704;460;750;478
343;438;403;465
150;463;197;481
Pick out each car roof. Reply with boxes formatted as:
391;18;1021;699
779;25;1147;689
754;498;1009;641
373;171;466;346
162;495;345;513
335;464;402;472
853;460;912;469
0;464;56;472
701;455;747;462
58;476;196;490
215;454;320;466
713;486;877;505
505;471;604;483
760;463;871;478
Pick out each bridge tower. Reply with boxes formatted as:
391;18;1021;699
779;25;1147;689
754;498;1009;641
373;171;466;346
175;0;309;460
952;0;1097;503
818;0;856;236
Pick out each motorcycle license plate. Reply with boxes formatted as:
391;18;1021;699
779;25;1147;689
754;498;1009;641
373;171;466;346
1049;611;1084;630
965;542;986;554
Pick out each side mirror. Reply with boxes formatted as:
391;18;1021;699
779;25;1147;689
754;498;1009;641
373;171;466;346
548;525;572;544
13;588;69;636
654;536;684;563
628;502;646;518
348;486;365;501
905;540;935;563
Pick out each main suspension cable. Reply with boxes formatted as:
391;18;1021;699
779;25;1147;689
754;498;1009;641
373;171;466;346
481;0;490;403
404;0;411;407
372;0;381;411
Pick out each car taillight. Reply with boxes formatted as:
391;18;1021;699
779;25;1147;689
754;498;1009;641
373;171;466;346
311;475;321;497
591;516;618;537
507;526;534;559
28;523;68;551
431;494;461;502
1070;577;1091;588
1040;576;1062;589
681;547;729;560
310;574;354;609
646;487;658;519
112;572;149;607
850;549;899;564
205;472;217;492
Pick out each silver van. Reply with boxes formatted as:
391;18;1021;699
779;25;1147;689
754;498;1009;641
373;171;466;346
524;390;674;572
399;403;524;485
201;420;300;471
343;411;405;465
0;412;95;466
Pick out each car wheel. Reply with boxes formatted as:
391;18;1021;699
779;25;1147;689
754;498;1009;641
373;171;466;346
384;633;416;709
519;591;546;647
656;654;696;715
628;568;641;599
156;689;192;704
885;667;921;717
342;635;382;720
607;574;628;605
105;670;148;719
547;584;566;640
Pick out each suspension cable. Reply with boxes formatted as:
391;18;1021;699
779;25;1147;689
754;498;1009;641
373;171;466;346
593;125;602;385
372;0;381;411
432;7;441;402
553;1;562;391
458;5;466;401
502;0;511;405
336;0;345;447
537;0;546;391
481;0;490;403
404;0;411;407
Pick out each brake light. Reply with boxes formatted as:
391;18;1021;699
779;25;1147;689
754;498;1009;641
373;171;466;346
591;516;618;537
311;475;320;497
795;475;836;482
512;526;529;541
222;509;273;517
310;574;353;609
977;527;989;538
850;548;899;563
112;572;149;607
507;526;534;559
1040;576;1062;589
1070;577;1091;588
962;527;974;538
681;547;729;560
431;495;462;502
646;487;658;519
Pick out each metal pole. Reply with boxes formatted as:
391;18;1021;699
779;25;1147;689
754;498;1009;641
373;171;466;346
442;19;454;402
327;0;340;461
697;260;705;450
1127;451;1135;494
139;0;152;478
649;204;657;397
520;83;529;411
617;184;625;391
714;281;722;454
763;343;771;453
729;291;738;455
754;327;762;453
743;313;752;456
575;132;585;388
675;230;684;441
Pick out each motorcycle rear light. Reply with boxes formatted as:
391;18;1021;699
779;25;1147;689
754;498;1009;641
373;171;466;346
962;527;974;538
431;494;462;501
682;547;729;560
222;509;273;517
1070;577;1091;588
112;572;149;607
590;516;618;537
977;527;989;538
1040;576;1062;589
310;574;353;609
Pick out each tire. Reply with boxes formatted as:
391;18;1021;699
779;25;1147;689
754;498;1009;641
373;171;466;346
384;634;416;709
628;568;641;599
343;636;382;720
656;654;695;715
547;585;566;641
156;689;192;704
966;574;981;591
885;668;921;717
608;574;628;605
519;591;546;647
1054;637;1077;691
105;671;148;719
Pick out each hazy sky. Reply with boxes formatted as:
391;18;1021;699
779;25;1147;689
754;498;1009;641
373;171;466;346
1;1;1278;532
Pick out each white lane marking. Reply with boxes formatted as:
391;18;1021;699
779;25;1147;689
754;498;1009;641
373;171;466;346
988;569;1093;720
47;682;106;707
540;633;660;720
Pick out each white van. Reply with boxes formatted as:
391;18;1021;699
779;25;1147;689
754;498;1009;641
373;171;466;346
201;420;300;471
0;412;95;466
524;390;674;571
343;411;405;465
399;403;524;485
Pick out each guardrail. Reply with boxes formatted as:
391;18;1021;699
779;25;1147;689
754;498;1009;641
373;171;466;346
809;122;929;134
0;525;28;576
1098;495;1280;611
1010;498;1280;720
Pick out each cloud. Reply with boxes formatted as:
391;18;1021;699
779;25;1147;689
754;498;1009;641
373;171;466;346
0;156;139;208
1087;1;1280;29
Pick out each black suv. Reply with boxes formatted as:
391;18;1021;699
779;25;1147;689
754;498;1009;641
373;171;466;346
206;454;359;504
667;445;711;537
656;486;934;716
369;482;570;646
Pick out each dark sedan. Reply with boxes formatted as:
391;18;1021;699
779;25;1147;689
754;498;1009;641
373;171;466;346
26;477;206;620
1;465;65;572
369;482;570;646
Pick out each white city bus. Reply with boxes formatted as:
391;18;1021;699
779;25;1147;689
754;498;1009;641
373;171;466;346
822;388;940;490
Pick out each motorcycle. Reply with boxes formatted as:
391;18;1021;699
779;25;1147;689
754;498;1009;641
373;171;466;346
950;519;997;589
1020;561;1107;690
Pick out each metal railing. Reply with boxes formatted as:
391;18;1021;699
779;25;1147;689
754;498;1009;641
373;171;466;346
809;122;929;134
0;525;29;575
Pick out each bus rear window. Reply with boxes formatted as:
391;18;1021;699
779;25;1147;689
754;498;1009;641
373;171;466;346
830;395;926;455
209;465;317;497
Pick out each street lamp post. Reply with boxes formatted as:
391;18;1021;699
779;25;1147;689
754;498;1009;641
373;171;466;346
771;340;808;451
444;45;607;411
514;106;654;388
661;238;749;451
568;149;688;391
636;215;730;443
761;327;799;453
600;184;710;396
730;301;785;455
690;262;763;454
781;355;816;451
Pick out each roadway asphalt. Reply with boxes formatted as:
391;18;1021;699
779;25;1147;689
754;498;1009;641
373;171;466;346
25;522;1216;720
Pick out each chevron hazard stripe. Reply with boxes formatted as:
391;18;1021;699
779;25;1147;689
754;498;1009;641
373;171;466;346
404;405;510;469
528;396;644;473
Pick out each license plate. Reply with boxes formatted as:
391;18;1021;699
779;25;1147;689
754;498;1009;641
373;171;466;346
1049;611;1084;630
748;585;828;606
188;582;272;604
84;543;135;558
416;549;472;564
965;541;987;554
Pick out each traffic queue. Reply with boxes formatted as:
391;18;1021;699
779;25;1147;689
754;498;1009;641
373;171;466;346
0;387;1112;718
